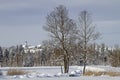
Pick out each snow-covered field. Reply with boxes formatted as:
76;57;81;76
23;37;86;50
1;76;120;80
0;66;120;80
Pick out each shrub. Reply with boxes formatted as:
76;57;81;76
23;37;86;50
109;49;120;67
7;69;28;76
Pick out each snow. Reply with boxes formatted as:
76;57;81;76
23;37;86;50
0;66;120;80
0;76;120;80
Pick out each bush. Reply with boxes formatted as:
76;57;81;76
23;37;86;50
109;49;120;67
7;69;28;76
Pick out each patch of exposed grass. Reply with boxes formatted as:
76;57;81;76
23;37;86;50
7;69;28;76
84;71;105;76
84;71;120;76
106;72;120;76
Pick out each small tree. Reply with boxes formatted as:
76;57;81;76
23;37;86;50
4;49;9;66
42;40;55;66
109;46;120;67
0;47;3;67
78;11;100;74
43;5;77;73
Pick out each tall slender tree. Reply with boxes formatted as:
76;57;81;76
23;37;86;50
78;11;100;74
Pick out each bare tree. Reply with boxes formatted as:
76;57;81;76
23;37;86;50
78;10;100;75
43;5;77;73
0;47;3;67
109;45;120;67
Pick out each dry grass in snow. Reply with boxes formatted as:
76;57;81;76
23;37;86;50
7;69;28;76
84;71;120;76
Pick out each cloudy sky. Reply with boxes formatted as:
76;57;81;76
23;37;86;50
0;0;120;47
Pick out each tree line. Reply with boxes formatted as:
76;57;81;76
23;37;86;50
0;43;120;72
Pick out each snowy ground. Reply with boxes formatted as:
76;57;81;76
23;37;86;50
0;66;120;80
1;76;120;80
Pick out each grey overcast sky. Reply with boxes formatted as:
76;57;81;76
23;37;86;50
0;0;120;47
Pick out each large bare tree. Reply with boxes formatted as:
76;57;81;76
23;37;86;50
78;11;100;75
43;5;77;73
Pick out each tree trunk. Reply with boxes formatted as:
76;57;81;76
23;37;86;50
64;55;69;73
83;57;86;75
83;51;87;75
61;65;63;73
